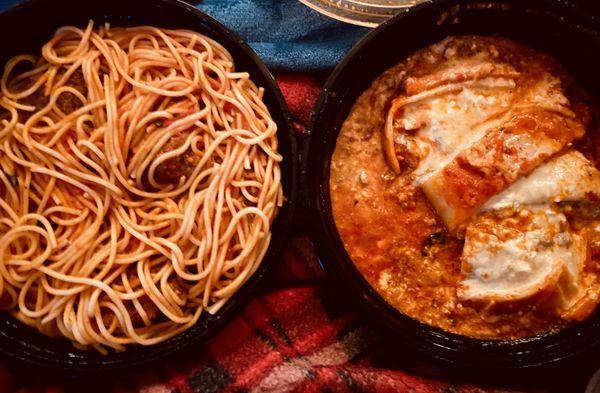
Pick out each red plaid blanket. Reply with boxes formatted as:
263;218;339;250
0;75;552;393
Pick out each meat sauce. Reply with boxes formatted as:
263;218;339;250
11;68;88;119
153;130;199;184
330;37;600;339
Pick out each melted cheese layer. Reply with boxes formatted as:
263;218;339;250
460;206;584;301
482;150;600;211
407;78;515;184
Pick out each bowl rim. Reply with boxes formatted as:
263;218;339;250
0;0;298;373
306;0;600;369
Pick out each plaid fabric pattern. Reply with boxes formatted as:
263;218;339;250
0;75;528;393
131;286;519;393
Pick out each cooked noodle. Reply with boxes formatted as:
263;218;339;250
0;21;282;352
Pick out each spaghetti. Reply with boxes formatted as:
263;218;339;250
0;21;282;352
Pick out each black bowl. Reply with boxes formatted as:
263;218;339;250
307;0;600;369
0;0;297;373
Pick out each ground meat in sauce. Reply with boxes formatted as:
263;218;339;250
153;130;199;185
56;69;87;114
8;67;87;120
593;241;600;260
330;36;600;340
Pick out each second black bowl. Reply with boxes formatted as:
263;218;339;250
307;0;600;369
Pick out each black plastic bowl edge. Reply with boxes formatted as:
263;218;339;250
0;0;297;374
307;0;600;370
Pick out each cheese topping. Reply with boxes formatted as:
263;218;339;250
391;72;572;186
482;150;600;211
460;206;584;302
407;78;515;184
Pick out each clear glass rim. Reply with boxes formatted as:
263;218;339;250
298;0;423;28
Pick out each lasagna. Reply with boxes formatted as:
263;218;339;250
330;36;600;339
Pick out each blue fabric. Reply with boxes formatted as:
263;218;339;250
198;0;367;70
0;0;15;11
0;0;368;71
